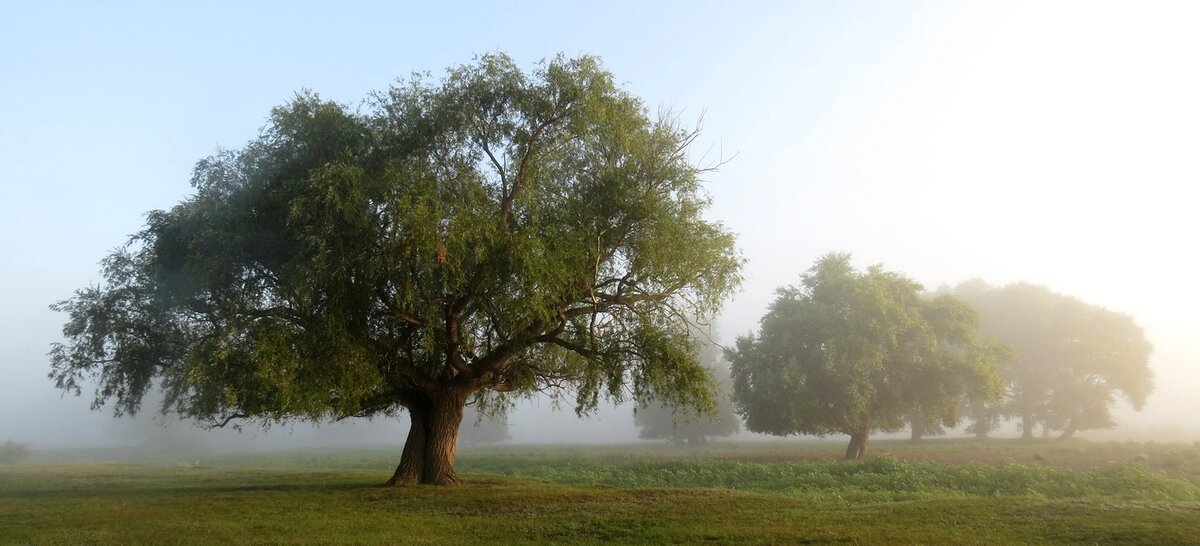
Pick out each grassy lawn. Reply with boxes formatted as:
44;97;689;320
2;440;1199;544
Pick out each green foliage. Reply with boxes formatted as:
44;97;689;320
634;326;739;444
729;254;1002;448
954;281;1154;437
48;53;741;429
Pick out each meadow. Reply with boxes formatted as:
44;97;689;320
3;439;1199;544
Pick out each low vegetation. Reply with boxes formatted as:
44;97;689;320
4;440;1198;544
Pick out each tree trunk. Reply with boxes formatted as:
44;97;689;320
386;389;467;486
845;429;870;460
972;412;989;439
1059;421;1078;440
386;403;429;485
844;436;859;460
1021;416;1035;440
970;400;990;439
910;414;925;442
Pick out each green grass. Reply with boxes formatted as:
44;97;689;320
460;454;1200;502
3;440;1200;544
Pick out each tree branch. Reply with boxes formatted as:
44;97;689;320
468;319;548;376
205;413;248;429
444;304;470;379
476;128;508;193
536;333;597;358
500;109;572;222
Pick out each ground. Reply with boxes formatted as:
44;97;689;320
2;439;1199;544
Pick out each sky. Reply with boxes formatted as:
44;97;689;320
2;1;1198;448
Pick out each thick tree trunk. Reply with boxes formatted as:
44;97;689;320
385;389;467;486
970;400;990;439
910;415;925;442
1059;421;1078;440
386;403;429;485
845;429;870;460
1021;416;1035;440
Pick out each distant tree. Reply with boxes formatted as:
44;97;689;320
458;406;511;447
961;340;1014;439
49;53;742;485
909;329;1011;441
0;440;30;464
730;254;1001;459
635;327;739;445
954;281;1153;439
905;411;945;441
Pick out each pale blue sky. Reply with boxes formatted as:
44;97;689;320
4;1;1198;445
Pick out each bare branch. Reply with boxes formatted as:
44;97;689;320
205;413;248;430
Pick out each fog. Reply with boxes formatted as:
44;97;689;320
3;1;1199;455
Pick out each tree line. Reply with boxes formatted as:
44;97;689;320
49;53;1152;484
636;254;1152;459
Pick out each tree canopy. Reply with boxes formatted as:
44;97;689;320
50;53;742;484
953;281;1153;439
730;254;1001;459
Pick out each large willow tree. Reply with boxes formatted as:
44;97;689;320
50;54;741;485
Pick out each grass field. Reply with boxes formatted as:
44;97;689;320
3;439;1200;544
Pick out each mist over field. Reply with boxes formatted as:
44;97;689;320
3;0;1199;459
